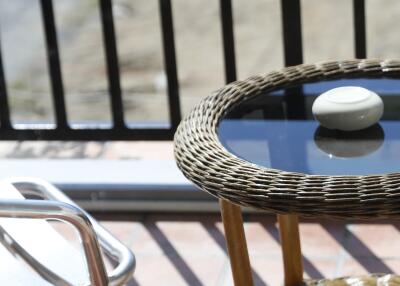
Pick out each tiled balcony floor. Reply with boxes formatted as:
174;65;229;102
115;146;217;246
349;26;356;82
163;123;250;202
97;214;400;286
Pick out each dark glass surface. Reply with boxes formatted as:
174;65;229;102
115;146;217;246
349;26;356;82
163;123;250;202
218;76;400;175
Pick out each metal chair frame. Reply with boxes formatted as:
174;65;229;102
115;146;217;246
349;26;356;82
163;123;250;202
0;177;135;286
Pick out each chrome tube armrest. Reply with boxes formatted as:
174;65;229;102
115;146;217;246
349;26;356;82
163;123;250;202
1;177;135;286
0;199;108;286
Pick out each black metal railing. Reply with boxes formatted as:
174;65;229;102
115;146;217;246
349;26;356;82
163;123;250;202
0;0;366;141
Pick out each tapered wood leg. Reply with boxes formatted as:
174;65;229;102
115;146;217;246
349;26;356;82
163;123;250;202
278;214;303;286
220;199;253;286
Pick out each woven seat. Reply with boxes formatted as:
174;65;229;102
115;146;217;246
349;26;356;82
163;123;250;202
174;59;400;285
305;274;400;285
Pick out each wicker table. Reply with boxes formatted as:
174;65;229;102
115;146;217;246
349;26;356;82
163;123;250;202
174;59;400;285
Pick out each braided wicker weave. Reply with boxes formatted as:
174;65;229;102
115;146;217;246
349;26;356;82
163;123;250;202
305;273;400;285
174;59;400;219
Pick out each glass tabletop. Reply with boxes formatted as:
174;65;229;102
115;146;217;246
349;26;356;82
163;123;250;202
218;76;400;176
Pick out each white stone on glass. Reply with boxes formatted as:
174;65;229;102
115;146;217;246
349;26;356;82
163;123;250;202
312;86;384;131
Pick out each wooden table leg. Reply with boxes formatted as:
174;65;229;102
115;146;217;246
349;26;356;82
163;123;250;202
220;199;253;286
278;214;303;286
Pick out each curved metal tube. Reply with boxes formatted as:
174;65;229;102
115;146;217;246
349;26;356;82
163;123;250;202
7;177;135;286
0;199;108;286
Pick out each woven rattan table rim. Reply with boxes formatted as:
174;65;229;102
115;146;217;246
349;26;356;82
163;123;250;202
174;59;400;219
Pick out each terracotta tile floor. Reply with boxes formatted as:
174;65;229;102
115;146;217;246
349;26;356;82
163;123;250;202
93;214;400;286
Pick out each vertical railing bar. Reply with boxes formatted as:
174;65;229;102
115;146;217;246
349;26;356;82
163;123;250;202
220;0;237;83
353;0;367;59
159;0;181;131
0;40;12;129
281;0;303;66
281;0;305;119
99;0;125;129
40;0;68;129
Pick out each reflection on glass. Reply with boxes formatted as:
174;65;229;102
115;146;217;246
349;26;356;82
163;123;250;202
218;76;400;175
314;124;384;158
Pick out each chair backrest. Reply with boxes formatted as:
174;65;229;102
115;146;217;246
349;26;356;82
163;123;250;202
0;0;367;141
